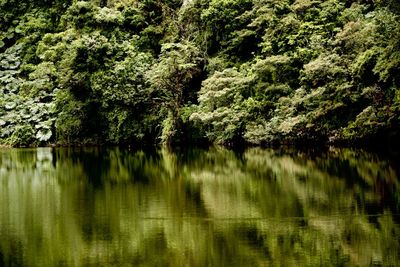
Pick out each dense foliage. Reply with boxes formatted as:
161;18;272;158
1;0;400;146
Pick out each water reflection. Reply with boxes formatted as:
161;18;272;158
0;147;399;266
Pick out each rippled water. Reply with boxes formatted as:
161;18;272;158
0;147;399;266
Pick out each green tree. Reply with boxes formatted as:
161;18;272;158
147;41;204;144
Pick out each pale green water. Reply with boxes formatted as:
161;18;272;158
0;147;399;266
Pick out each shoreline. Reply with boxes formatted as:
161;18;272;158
1;139;398;153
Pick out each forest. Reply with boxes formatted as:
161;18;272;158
1;0;400;147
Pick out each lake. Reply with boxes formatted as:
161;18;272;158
0;147;399;266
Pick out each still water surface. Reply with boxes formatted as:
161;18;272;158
0;147;399;266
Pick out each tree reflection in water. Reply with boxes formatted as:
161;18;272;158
0;147;399;266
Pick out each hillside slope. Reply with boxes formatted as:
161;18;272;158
1;0;400;146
